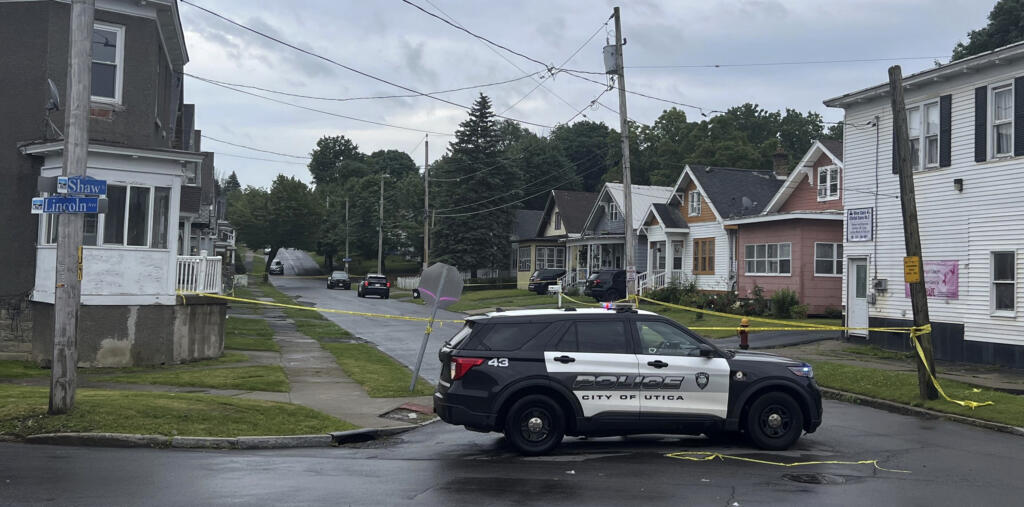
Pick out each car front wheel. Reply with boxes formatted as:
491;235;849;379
745;392;804;450
504;395;565;456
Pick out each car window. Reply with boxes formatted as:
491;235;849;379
367;276;387;282
471;323;549;351
576;321;630;354
635;321;703;356
548;324;577;352
444;323;474;349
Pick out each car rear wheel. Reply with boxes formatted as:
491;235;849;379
745;392;804;450
504;395;565;456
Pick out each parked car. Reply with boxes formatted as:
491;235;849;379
327;271;351;290
584;269;626;302
263;246;272;255
358;274;390;299
434;306;822;455
527;268;566;295
268;259;284;275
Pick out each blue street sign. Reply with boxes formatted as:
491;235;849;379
43;196;100;214
342;258;353;263
57;176;106;196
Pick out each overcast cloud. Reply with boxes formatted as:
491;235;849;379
179;0;993;188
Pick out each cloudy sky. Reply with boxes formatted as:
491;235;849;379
179;0;993;188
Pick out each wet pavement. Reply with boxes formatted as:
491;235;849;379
2;399;1021;506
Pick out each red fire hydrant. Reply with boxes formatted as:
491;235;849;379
738;317;750;350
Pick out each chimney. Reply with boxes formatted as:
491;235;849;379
772;147;790;179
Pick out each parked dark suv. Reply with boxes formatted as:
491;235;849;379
584;269;626;302
527;268;566;295
434;307;822;455
357;274;390;299
326;271;351;290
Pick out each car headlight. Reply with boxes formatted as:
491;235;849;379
787;365;814;378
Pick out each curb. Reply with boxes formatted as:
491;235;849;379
16;419;440;450
821;387;1024;437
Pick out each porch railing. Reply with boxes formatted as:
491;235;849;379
176;254;222;294
635;271;649;295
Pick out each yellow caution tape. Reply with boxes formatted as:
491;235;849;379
636;296;835;329
908;325;994;410
665;451;910;473
177;291;464;324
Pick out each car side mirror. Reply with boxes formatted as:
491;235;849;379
698;344;716;358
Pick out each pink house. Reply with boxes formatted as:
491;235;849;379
724;140;844;314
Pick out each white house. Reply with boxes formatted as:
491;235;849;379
824;41;1024;368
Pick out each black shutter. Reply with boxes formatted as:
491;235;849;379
892;129;899;174
1015;76;1024;157
939;94;952;167
975;86;988;162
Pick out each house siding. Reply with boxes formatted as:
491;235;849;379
685;222;732;291
838;59;1024;367
737;219;842;314
779;154;843;213
681;182;717;224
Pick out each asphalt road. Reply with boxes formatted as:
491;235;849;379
270;249;462;382
2;400;1021;506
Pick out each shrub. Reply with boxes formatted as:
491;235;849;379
791;304;809;319
823;305;843;319
564;286;580;297
234;261;247;275
771;288;800;318
743;285;769;316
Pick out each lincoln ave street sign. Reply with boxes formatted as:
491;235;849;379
34;196;101;214
31;176;108;214
57;175;106;195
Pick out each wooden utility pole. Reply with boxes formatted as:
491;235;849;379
51;0;95;414
423;135;429;269
344;198;350;273
612;6;636;296
887;65;938;400
377;172;384;274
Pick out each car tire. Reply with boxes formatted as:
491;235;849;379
503;395;565;456
745;392;804;451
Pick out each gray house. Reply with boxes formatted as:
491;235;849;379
0;0;228;366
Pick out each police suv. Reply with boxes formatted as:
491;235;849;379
434;306;822;455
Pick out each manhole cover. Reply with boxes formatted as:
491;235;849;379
782;473;845;485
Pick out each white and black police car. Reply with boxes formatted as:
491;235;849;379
434;305;822;455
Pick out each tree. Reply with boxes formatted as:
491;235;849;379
433;94;520;277
229;175;322;277
308;135;368;186
550;120;615;192
505;132;579;210
223;171;241;194
952;0;1024;61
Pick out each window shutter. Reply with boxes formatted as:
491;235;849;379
975;86;987;162
1015;77;1024;157
939;94;952;167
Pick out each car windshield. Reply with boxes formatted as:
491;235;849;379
367;276;387;282
331;271;347;279
587;273;600;280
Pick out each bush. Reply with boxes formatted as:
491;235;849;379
564;286;580;297
742;285;769;316
791;304;809;319
233;261;247;275
771;288;800;318
823;305;843;319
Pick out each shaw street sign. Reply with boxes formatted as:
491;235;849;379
57;176;106;195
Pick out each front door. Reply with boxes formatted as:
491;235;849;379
634;319;730;419
544;320;640;421
847;258;869;335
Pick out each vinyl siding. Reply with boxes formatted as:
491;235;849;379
779;153;843;212
840;62;1024;346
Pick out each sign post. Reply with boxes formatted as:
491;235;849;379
410;262;464;391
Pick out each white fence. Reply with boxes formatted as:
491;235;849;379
395;268;513;290
176;253;222;294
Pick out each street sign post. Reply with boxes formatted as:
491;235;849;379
410;262;464;391
57;175;106;195
342;257;352;263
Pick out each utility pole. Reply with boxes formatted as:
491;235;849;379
377;171;384;274
612;6;636;296
888;65;938;401
51;0;94;415
344;197;350;274
423;134;429;270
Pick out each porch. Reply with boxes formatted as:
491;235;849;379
175;252;223;294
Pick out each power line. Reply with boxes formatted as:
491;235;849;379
187;74;454;136
215;151;310;166
180;0;554;129
184;71;545;103
201;134;309;159
627;56;952;69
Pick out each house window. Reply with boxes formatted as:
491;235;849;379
43;213;99;246
536;247;565;270
672;243;683;270
101;185;169;247
91;23;124;103
182;162;199;186
607;203;620;221
688;190;701;216
518;246;531;272
814;242;844;276
817;166;840;201
992;251;1015;314
692;238;715;275
906;101;939;171
744;242;791;275
992;83;1014;157
554;211;561;231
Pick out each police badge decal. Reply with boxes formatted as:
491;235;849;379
695;372;710;390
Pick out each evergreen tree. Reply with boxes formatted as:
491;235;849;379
223;171;241;194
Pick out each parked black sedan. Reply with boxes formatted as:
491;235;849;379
527;268;566;294
326;271;351;290
357;274;390;299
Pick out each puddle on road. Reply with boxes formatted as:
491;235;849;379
782;473;846;485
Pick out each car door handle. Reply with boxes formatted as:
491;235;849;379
554;355;576;364
647;360;669;368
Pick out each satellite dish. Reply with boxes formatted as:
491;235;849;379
46;79;60;111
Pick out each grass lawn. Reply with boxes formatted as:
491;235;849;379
841;345;916;361
447;289;583;312
102;365;290;392
293;318;355;342
0;361;50;379
321;343;433;397
0;384;354;438
640;303;842;339
225;317;278;352
811;361;1024;427
80;352;249;375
